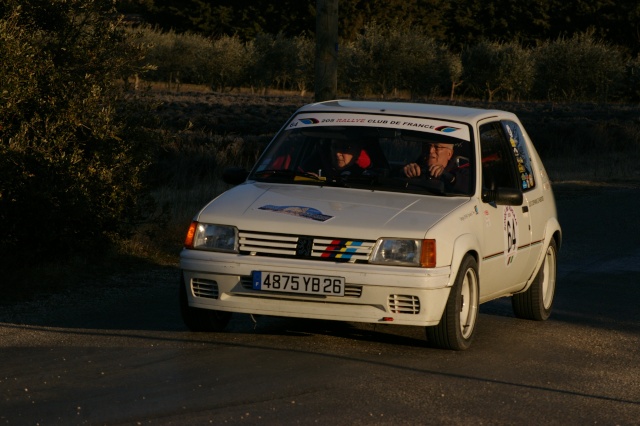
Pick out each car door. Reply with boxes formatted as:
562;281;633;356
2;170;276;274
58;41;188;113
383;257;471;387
477;120;532;300
501;119;547;283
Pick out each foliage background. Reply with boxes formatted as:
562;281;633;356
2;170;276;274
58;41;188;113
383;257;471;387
131;21;640;103
2;0;640;299
117;0;640;56
0;0;157;288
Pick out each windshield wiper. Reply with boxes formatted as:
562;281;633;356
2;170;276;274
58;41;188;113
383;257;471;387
252;169;325;182
324;168;388;188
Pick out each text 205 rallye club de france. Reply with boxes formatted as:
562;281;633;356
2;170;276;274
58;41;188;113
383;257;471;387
180;100;561;350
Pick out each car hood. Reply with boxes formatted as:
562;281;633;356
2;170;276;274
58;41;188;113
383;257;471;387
196;182;471;239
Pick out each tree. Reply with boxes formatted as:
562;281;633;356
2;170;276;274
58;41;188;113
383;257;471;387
292;36;315;96
462;40;534;101
208;35;251;92
246;33;287;93
445;0;554;50
397;32;457;99
315;0;338;101
533;32;626;102
140;0;315;40
0;0;154;266
116;0;639;54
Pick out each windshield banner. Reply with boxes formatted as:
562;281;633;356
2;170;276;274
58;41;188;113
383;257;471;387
287;112;471;142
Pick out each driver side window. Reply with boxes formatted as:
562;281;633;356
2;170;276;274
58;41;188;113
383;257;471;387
479;122;520;191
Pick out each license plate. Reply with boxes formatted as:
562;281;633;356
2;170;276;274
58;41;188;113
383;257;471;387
252;271;344;296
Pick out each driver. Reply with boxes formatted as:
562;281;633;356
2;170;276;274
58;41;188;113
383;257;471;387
403;142;468;193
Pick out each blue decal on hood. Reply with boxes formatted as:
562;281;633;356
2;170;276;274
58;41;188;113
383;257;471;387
258;205;333;222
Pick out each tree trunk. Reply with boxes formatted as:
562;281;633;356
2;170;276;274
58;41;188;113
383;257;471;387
315;0;338;102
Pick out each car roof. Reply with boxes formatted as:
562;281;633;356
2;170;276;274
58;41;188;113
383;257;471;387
296;100;516;123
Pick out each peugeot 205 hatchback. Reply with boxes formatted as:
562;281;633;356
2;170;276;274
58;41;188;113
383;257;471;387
179;100;562;350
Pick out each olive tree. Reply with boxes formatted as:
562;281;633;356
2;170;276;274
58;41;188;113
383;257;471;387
338;39;373;98
209;35;251;92
625;54;640;102
138;27;212;86
292;36;315;96
462;40;534;102
398;33;459;100
533;32;626;102
347;22;405;98
246;32;299;93
0;0;154;266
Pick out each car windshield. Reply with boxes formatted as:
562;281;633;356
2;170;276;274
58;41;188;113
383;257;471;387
249;111;475;196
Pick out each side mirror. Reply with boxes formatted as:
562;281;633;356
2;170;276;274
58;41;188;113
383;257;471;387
222;167;249;185
482;187;523;205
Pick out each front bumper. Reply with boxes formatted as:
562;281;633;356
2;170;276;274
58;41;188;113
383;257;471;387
180;249;453;326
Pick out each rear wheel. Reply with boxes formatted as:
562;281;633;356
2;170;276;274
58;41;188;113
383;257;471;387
180;276;231;331
426;255;479;350
512;239;557;321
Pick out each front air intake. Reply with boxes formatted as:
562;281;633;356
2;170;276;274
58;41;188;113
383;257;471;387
388;294;420;314
191;278;219;299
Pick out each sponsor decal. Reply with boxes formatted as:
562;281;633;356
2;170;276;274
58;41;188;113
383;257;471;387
258;205;333;222
503;206;518;266
434;126;460;133
459;206;479;222
529;196;544;207
288;113;470;141
504;122;535;189
484;209;491;227
321;239;363;260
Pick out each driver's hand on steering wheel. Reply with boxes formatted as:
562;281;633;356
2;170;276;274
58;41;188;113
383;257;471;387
404;163;446;178
404;163;422;178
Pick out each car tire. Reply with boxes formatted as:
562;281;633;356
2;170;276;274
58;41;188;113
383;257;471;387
512;239;557;321
426;254;479;350
179;276;231;332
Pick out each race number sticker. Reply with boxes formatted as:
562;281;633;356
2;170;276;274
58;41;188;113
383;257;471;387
503;206;518;266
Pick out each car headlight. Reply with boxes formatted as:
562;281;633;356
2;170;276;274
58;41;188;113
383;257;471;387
370;239;436;268
184;221;238;252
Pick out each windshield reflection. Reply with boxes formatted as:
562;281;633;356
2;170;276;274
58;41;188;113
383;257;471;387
250;125;474;196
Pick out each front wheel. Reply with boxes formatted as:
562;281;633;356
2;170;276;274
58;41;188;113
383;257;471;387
512;239;557;321
180;276;231;332
426;255;479;350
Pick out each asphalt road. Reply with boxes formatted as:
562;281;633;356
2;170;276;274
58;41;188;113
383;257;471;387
1;183;639;425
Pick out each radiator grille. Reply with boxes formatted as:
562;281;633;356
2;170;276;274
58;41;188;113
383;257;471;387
192;278;219;299
238;231;375;263
388;294;421;314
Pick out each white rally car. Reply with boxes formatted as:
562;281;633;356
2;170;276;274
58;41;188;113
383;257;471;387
180;101;562;350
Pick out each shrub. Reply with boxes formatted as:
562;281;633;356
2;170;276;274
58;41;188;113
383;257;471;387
138;26;213;86
246;32;301;93
462;40;534;101
292;36;315;96
441;51;464;100
339;22;464;100
533;32;626;102
0;0;155;267
209;35;251;92
398;34;458;100
353;22;404;98
624;54;640;102
338;39;372;98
